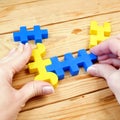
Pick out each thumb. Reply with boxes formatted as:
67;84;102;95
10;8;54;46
87;64;116;79
87;64;120;103
18;81;54;104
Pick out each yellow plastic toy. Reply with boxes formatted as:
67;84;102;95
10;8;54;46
89;21;111;48
28;43;58;87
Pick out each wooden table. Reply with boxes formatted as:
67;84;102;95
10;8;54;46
0;0;120;119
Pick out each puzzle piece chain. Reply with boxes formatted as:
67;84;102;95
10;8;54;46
89;21;111;48
46;49;97;80
28;43;58;87
13;25;48;44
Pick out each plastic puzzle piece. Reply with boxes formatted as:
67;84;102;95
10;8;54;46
13;25;48;44
89;21;111;48
28;43;58;87
46;49;97;80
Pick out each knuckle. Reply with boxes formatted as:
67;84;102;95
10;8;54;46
32;81;41;97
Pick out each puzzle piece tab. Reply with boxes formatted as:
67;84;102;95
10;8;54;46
89;21;111;48
28;43;58;87
13;25;48;44
46;49;97;80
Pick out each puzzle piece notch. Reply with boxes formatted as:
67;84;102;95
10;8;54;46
13;25;48;44
28;43;58;87
46;49;97;80
89;21;111;48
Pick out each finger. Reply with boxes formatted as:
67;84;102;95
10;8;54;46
90;34;120;56
18;81;54;105
87;63;120;104
0;43;32;83
98;54;117;61
8;43;32;74
0;43;24;63
0;48;16;62
105;69;120;104
87;64;116;79
99;58;120;68
12;43;32;72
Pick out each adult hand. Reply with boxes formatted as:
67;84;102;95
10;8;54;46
0;43;54;120
87;34;120;104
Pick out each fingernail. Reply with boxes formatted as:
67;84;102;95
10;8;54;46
18;43;24;48
25;43;28;46
25;43;30;48
18;43;24;52
87;66;98;76
19;42;23;46
42;86;54;95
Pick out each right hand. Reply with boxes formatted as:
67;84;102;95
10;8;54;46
87;34;120;104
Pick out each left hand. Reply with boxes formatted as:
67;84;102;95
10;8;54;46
0;43;54;120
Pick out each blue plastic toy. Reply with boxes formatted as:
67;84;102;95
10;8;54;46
46;49;97;80
13;25;48;44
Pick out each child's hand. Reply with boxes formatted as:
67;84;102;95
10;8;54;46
87;34;120;104
0;43;54;120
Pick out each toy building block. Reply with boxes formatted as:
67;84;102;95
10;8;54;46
28;43;58;87
90;21;98;35
13;25;48;44
46;49;97;80
89;35;97;47
89;21;111;48
97;26;105;43
104;22;111;36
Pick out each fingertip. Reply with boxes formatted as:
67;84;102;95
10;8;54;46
87;65;99;77
19;81;55;104
42;85;54;95
89;46;98;56
87;64;116;80
23;43;32;59
17;43;24;53
35;81;55;95
24;43;32;50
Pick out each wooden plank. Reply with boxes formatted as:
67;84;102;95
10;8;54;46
17;89;120;120
0;12;120;59
0;12;120;111
0;0;120;33
0;0;39;7
19;75;108;111
0;0;120;119
11;66;109;111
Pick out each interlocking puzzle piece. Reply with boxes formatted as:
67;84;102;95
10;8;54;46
104;22;111;36
89;21;111;48
46;49;97;80
13;25;48;44
90;21;98;35
28;43;58;87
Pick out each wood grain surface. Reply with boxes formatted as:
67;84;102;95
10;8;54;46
0;0;120;120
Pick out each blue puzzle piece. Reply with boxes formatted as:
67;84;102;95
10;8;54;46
62;53;80;76
46;49;97;80
47;56;65;80
47;53;80;80
13;25;48;44
77;50;97;71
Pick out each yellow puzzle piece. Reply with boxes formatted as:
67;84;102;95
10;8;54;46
28;43;58;87
89;21;111;48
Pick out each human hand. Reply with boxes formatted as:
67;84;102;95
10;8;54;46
0;43;54;120
87;34;120;104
